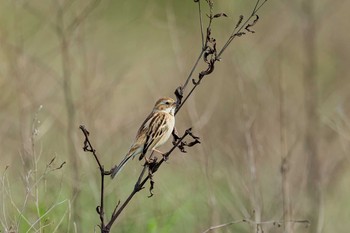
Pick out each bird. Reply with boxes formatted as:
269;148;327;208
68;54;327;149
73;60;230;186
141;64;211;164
111;97;176;179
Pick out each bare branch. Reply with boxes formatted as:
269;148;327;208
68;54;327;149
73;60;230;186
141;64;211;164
176;0;267;115
217;0;267;59
198;0;205;48
79;125;104;172
78;1;268;232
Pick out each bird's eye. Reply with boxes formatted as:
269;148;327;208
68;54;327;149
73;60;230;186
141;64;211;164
165;101;170;105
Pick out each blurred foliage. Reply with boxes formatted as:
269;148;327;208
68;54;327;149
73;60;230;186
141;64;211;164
0;0;350;232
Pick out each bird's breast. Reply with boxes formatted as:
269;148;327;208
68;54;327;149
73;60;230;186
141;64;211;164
156;114;175;147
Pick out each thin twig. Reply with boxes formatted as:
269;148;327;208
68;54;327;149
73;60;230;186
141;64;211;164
79;125;110;231
99;169;105;227
79;125;103;171
217;0;268;59
176;0;267;116
181;50;205;94
198;0;205;48
175;84;197;115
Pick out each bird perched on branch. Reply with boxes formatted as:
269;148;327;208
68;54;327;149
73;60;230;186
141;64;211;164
111;97;177;179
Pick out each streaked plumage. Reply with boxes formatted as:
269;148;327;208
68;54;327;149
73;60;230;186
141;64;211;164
111;97;176;179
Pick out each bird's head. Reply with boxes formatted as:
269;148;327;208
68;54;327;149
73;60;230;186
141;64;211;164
153;97;176;115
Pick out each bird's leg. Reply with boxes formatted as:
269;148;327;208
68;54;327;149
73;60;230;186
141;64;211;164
152;148;168;161
152;148;164;155
144;150;155;165
144;156;150;164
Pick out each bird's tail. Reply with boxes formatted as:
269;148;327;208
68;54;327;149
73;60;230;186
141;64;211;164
110;155;133;179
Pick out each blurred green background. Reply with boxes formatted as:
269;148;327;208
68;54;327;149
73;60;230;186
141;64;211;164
1;0;349;232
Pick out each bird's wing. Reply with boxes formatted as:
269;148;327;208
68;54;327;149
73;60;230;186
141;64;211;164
140;112;170;159
123;110;156;159
112;111;166;178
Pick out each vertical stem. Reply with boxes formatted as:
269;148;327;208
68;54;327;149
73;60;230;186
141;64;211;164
244;124;262;233
9;1;31;170
100;171;105;230
56;3;80;227
302;0;321;232
278;47;291;233
237;74;261;233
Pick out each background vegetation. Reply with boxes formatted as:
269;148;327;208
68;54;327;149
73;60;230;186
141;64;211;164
1;0;349;232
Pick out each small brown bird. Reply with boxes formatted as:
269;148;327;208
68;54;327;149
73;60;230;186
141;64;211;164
111;97;176;178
